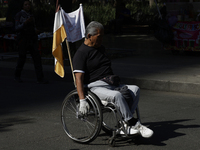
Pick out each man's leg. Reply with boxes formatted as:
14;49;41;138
126;85;154;138
29;40;44;82
126;85;140;114
88;80;133;121
15;39;27;81
88;81;141;135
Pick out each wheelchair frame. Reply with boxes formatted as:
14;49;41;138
61;89;141;147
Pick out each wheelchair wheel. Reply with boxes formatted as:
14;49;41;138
102;105;119;135
61;89;102;143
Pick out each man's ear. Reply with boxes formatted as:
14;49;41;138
87;34;91;39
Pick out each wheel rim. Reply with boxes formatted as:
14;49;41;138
61;91;102;143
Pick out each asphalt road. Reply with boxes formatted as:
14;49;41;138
1;70;200;150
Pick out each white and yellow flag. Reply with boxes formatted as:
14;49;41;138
52;4;85;77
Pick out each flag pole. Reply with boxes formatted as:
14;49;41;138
65;39;76;86
55;0;59;13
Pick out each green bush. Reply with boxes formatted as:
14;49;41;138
0;7;8;18
83;3;115;26
126;1;158;23
74;1;158;26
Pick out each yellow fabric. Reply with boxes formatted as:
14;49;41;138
52;24;67;78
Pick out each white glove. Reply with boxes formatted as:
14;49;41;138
79;99;90;115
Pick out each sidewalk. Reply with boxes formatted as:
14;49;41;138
1;33;200;95
103;33;200;95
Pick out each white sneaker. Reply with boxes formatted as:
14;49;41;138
134;121;154;138
119;122;139;135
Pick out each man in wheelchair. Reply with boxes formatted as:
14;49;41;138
73;21;153;138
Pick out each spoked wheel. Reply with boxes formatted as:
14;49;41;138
61;89;102;143
102;105;118;135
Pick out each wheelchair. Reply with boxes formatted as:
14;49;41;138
61;88;141;147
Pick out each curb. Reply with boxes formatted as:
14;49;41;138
1;58;200;95
121;77;200;95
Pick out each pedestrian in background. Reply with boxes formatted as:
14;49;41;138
14;0;48;83
160;2;167;20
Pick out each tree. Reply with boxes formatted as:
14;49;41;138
33;0;42;6
149;0;154;7
6;0;23;22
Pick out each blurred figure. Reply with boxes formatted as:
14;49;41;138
14;0;48;83
160;3;167;20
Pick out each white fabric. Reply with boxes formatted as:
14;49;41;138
61;4;85;43
53;10;63;33
52;9;67;77
73;70;85;73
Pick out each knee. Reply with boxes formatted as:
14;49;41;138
128;85;140;95
133;86;140;98
113;91;124;102
136;86;140;95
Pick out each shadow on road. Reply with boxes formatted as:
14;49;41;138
0;116;35;132
91;119;200;147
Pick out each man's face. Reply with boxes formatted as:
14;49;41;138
23;1;31;12
89;29;104;48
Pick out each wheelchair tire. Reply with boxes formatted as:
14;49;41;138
61;89;103;144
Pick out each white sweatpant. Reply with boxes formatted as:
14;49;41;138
87;80;140;121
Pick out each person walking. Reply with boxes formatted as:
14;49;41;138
14;0;48;83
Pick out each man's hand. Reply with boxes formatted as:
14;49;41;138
25;17;33;25
79;99;90;115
